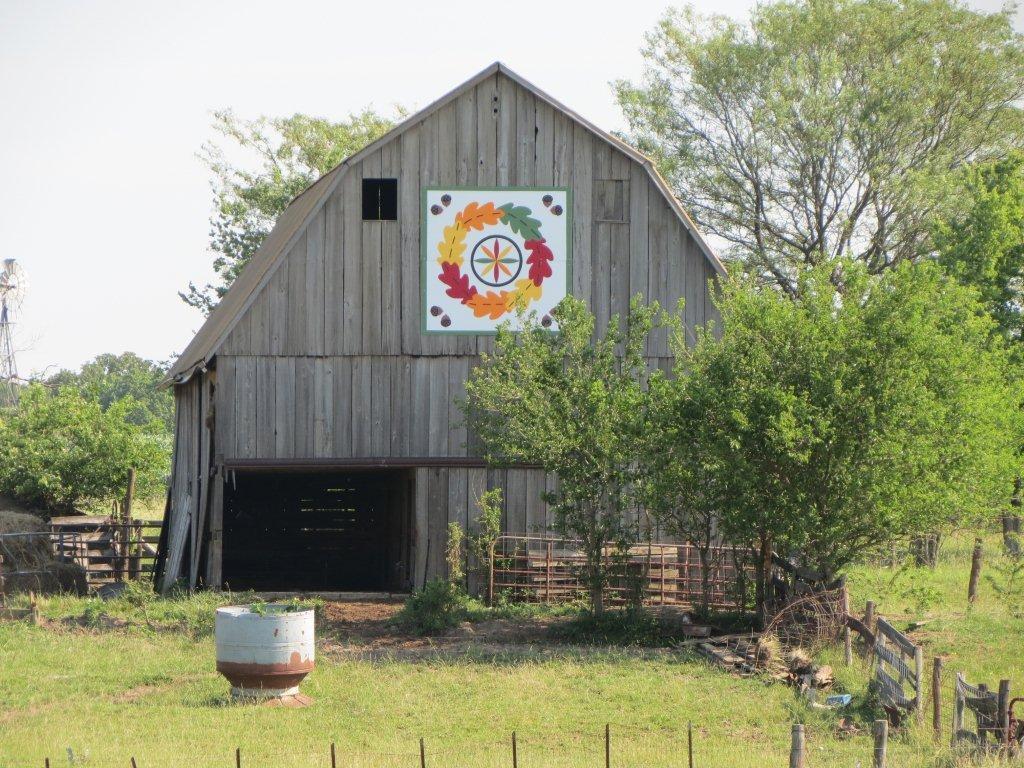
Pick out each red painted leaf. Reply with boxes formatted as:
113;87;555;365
525;239;554;286
439;261;478;303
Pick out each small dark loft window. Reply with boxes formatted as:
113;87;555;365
362;178;398;220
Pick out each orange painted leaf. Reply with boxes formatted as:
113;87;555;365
456;202;504;232
467;290;510;320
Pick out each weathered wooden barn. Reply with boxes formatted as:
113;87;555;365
156;62;726;593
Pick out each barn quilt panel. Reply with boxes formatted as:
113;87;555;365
422;188;571;333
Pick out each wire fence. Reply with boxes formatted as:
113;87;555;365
10;721;954;768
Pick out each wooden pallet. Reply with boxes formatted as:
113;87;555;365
696;635;760;676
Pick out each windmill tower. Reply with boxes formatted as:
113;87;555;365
0;259;27;408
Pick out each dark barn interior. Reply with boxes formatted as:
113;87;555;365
222;469;413;591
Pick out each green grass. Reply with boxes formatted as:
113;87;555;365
1;530;1021;768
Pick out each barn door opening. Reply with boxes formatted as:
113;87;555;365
221;469;413;592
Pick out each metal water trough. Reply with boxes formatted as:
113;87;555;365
215;604;315;705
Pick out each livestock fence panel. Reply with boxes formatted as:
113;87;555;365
490;535;755;609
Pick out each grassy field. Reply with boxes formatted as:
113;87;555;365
1;531;1022;768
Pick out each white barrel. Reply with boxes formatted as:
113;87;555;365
215;605;315;699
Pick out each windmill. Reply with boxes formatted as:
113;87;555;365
0;259;27;408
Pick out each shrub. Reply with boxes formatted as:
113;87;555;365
0;385;170;512
392;579;481;636
446;521;465;587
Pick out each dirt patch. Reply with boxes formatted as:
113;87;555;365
315;598;605;660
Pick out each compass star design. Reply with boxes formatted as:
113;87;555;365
470;234;523;288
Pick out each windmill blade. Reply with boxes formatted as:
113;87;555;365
0;259;28;309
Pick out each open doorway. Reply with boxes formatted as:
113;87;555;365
221;469;413;592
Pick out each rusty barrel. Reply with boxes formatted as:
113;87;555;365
215;605;315;699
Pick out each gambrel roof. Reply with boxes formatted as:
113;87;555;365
164;62;725;386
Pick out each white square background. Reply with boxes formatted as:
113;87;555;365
423;188;570;332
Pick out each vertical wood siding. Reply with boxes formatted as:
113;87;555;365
179;71;720;588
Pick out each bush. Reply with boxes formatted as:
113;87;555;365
549;607;665;646
0;385;170;512
392;579;482;636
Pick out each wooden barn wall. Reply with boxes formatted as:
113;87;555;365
161;377;201;590
408;466;558;584
218;71;714;363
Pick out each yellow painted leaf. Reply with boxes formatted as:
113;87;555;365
436;221;467;266
505;278;542;311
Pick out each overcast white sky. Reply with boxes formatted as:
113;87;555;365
1;0;1021;376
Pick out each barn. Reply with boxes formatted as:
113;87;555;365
155;62;726;594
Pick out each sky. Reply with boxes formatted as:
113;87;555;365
1;0;1021;377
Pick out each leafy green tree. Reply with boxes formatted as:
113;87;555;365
650;262;1021;620
183;109;400;313
616;0;1024;295
462;298;657;614
0;385;170;512
46;352;172;430
643;355;731;617
934;152;1024;344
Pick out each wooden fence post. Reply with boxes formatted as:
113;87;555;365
865;600;876;633
605;723;610;768
953;672;965;746
914;646;924;723
545;542;552;603
130;758;138;768
789;724;805;768
932;657;943;739
512;731;518;768
841;579;852;666
968;539;983;603
872;720;888;768
998;679;1011;750
235;747;240;768
979;683;990;747
420;737;426;768
330;742;336;768
687;721;693;768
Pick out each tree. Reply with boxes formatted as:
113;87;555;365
0;385;170;513
653;262;1021;620
462;298;657;614
616;0;1024;295
182;109;399;313
934;152;1024;344
643;356;733;617
46;352;173;430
